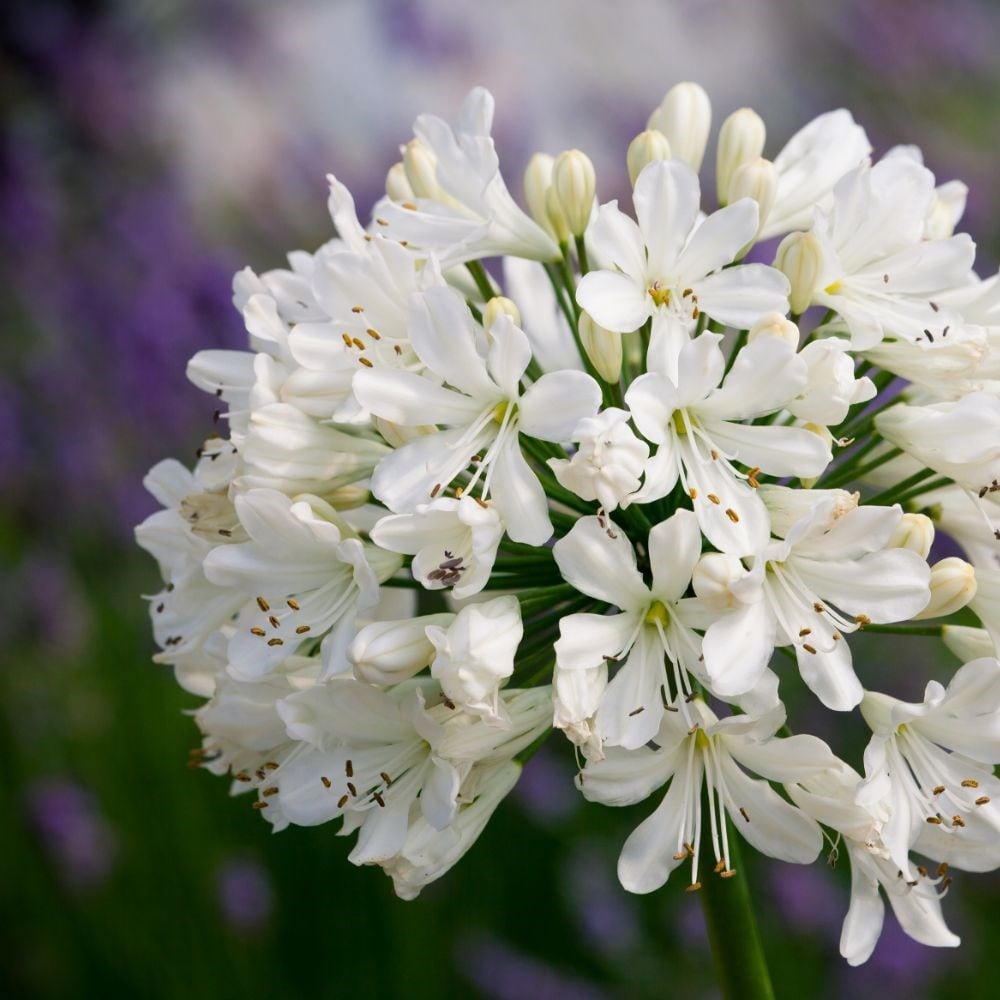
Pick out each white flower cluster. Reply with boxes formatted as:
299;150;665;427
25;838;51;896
137;83;1000;963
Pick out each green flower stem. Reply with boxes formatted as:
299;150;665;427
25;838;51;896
862;623;944;637
699;835;776;1000
894;477;952;508
466;260;496;301
865;466;937;506
574;234;590;275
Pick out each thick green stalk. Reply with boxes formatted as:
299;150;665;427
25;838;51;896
465;260;495;301
699;835;775;1000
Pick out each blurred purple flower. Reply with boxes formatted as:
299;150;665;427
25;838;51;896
767;863;842;935
457;932;610;1000
513;744;580;827
564;842;639;957
25;778;117;890
216;857;274;933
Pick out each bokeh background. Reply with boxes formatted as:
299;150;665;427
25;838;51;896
3;1;999;996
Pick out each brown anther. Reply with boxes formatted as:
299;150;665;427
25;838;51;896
235;773;251;782
375;217;389;226
251;801;268;810
345;760;354;778
337;794;349;808
937;862;949;877
320;776;331;788
430;483;442;497
342;332;353;347
156;603;164;613
799;628;812;637
287;598;300;610
917;865;929;877
363;234;372;242
940;877;953;892
401;201;417;211
673;851;688;860
710;450;719;461
714;859;726;873
347;782;357;797
813;602;825;613
725;508;740;523
952;815;966;828
256;769;266;781
265;762;279;770
380;772;392;786
976;796;990;806
358;357;374;368
351;306;364;313
256;596;270;613
295;625;311;634
688;488;698;500
682;288;693;297
628;706;645;717
684;882;702;893
854;613;871;627
373;791;386;808
961;779;980;788
930;301;939;312
739;807;750;823
692;306;700;320
218;529;232;538
268;615;281;628
802;644;817;655
442;696;457;710
454;487;464;498
263;787;279;797
926;816;943;825
883;274;889;283
352;337;366;350
366;328;381;340
267;638;284;647
707;493;721;505
250;627;266;637
933;785;946;795
832;632;842;641
474;496;489;508
394;345;403;355
720;869;738;879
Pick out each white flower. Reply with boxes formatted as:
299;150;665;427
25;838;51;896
425;596;523;726
580;701;832;893
370;496;504;599
548;408;649;512
552;510;769;752
202;489;400;680
349;613;454;686
807;158;976;349
721;495;931;709
786;338;876;425
625;333;831;555
760;108;871;239
859;659;1000;877
577;159;789;378
377;88;559;265
354;285;601;545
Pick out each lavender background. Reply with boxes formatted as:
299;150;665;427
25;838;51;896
2;1;998;997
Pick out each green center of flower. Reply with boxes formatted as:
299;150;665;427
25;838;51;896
671;410;689;436
694;728;711;751
492;400;514;424
644;600;670;627
648;283;671;308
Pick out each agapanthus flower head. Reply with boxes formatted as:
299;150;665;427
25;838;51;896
137;81;1000;967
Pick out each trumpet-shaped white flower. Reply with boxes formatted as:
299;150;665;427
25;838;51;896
808;158;976;350
354;286;601;544
625;333;831;554
859;659;1000;876
581;701;832;893
718;494;931;709
370;496;504;599
577;160;789;377
548;408;649;512
377;88;559;265
203;490;400;680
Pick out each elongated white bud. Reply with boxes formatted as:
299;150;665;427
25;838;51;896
579;312;622;382
524;153;556;234
544;185;571;244
385;162;415;202
627;129;671;186
484;296;521;329
748;312;799;348
889;512;935;559
647;81;711;172
716;108;766;205
942;624;995;662
728;157;777;241
552;149;596;238
693;552;747;611
913;558;977;620
403;139;440;200
775;231;823;316
350;613;454;686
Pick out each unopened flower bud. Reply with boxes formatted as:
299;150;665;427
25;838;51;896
728;157;777;244
627;129;671;186
552;149;596;238
403;139;440;200
716;108;766;205
748;312;799;348
544;185;571;244
693;553;747;611
647;81;712;172
350;613;454;686
775;231;824;316
913;558;977;620
925;181;967;240
578;312;622;382
484;296;521;329
524;153;556;234
385;162;415;202
889;512;935;559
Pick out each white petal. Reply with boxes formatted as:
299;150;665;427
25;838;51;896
486;316;532;398
553;516;649;609
633;159;700;277
554;611;638;672
624;373;680;445
693;265;790;330
487;438;552;545
580;742;680;807
706;420;831;479
840;854;885;966
596;627;666;749
353;370;486;426
699;337;806;421
648;509;701;603
675;199;759;285
702;600;776;698
576;269;650;333
519;371;602;442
